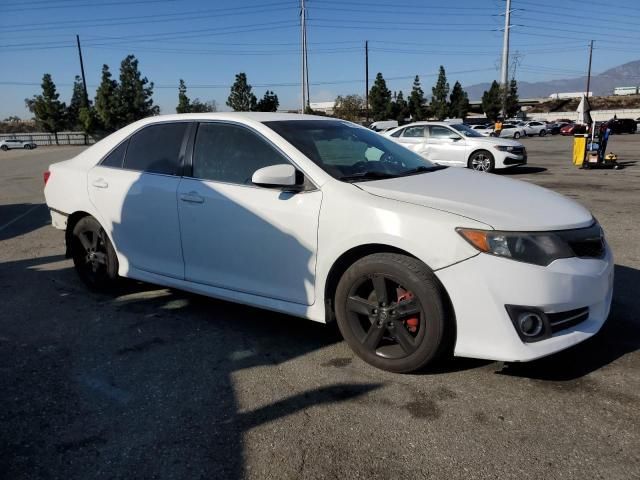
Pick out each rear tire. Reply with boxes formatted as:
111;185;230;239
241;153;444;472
539;129;547;137
334;253;449;373
71;216;119;291
23;144;31;150
0;145;8;151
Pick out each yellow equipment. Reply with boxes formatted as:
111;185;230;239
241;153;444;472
572;135;587;166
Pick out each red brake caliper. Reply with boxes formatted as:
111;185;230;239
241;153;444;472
396;288;419;333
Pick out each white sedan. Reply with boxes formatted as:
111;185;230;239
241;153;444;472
469;124;494;137
497;123;528;139
385;122;526;172
44;113;613;373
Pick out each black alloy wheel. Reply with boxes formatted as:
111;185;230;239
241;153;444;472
71;216;119;291
335;253;449;373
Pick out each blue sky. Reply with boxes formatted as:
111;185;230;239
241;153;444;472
1;0;640;118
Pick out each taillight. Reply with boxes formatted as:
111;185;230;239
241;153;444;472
43;171;51;185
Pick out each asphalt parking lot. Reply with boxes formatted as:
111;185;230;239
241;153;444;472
1;135;639;479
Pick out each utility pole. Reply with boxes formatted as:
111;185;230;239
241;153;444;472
500;0;512;118
365;40;369;122
585;40;594;100
300;0;308;113
76;34;89;108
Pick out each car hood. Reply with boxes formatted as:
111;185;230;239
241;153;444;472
357;168;593;231
463;136;522;147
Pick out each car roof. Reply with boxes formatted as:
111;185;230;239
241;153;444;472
128;112;336;126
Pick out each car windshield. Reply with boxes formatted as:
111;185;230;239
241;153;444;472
450;123;483;137
264;120;444;182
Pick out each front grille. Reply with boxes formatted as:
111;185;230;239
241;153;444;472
547;307;589;333
556;223;605;259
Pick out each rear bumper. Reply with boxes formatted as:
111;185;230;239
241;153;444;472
435;245;614;362
49;208;68;230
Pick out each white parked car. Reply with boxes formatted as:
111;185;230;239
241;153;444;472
497;123;527;139
519;121;548;137
44;113;613;373
469;124;494;137
0;139;37;150
385;122;526;172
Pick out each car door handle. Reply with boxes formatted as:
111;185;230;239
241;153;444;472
92;178;108;189
180;192;204;204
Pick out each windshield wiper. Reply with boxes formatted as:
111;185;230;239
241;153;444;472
400;165;448;176
338;171;400;182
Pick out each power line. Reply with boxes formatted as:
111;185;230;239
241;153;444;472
2;0;180;13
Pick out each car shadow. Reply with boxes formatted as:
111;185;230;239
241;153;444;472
0;203;49;241
0;253;382;479
495;166;548;175
497;264;640;381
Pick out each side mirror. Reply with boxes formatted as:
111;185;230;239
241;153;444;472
252;164;302;190
448;134;461;141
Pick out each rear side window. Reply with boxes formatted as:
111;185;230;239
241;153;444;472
192;123;288;185
402;126;425;138
101;140;128;168
123;123;188;175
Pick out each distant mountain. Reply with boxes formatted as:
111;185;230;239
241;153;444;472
464;60;640;100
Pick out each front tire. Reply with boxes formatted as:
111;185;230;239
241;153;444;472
539;129;547;137
468;150;495;173
513;132;521;139
24;144;31;150
335;253;449;373
71;216;119;291
0;145;8;151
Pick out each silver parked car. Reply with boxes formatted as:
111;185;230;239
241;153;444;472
0;139;37;151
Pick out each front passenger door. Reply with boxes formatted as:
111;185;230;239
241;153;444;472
426;126;467;165
177;122;322;305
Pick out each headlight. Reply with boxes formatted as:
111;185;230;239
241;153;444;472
493;145;515;152
456;228;575;266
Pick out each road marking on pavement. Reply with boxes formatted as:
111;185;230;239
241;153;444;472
0;204;43;233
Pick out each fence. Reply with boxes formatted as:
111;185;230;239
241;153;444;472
0;131;97;146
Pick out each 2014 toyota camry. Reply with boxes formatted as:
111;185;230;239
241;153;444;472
44;113;613;373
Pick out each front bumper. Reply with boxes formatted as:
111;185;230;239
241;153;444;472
495;151;527;167
435;245;614;362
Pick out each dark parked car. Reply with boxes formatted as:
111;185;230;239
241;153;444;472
604;118;637;134
549;122;569;135
560;123;588;136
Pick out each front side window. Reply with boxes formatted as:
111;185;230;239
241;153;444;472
429;126;455;139
192;122;289;185
390;128;404;138
123;122;188;175
264;120;440;182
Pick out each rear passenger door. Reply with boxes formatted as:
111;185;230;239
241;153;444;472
88;121;191;279
396;126;427;156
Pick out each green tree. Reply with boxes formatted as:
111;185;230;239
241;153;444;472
482;80;502;121
95;64;119;132
430;66;450;120
504;78;520;118
66;75;85;130
368;72;392;121
114;55;158;128
25;73;66;145
176;79;190;113
189;99;216;113
226;73;257;111
255;90;279;112
449;81;470;119
333;94;364;121
390;91;410;123
408;75;426;121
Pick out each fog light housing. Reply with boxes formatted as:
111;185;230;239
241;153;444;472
505;305;551;342
517;312;544;337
